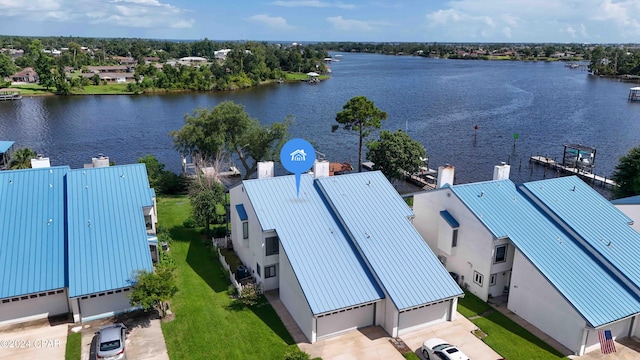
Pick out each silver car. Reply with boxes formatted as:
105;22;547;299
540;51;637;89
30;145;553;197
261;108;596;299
96;323;127;360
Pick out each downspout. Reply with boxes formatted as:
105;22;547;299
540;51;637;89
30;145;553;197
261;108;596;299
578;327;589;356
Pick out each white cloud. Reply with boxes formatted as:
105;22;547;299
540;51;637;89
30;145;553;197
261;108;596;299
326;16;374;32
272;1;356;10
249;14;294;31
424;0;640;42
0;0;192;29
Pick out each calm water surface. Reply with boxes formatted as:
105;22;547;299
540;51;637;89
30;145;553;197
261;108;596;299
1;53;640;192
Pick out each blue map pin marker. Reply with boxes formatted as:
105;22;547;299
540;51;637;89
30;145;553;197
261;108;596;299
280;138;316;197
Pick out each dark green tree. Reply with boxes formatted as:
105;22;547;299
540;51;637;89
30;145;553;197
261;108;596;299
188;175;226;235
129;262;178;318
333;96;388;172
612;146;640;199
35;52;56;90
9;148;37;169
366;130;426;182
138;154;185;195
0;52;17;78
170;101;290;179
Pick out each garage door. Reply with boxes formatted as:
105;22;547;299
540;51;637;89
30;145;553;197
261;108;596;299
316;303;375;340
0;289;68;326
79;289;136;321
398;301;449;336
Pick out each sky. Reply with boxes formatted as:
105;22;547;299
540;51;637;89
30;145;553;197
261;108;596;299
0;0;639;43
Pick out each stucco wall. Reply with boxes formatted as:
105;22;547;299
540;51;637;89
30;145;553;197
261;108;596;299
508;249;586;353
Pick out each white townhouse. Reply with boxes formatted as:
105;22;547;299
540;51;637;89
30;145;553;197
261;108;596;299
0;164;157;326
413;165;640;355
229;162;463;343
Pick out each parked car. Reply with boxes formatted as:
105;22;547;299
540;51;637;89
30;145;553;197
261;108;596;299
421;338;470;360
96;323;127;360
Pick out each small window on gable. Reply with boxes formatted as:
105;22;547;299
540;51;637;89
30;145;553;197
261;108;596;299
495;244;507;263
265;236;279;256
490;273;497;286
243;221;249;239
474;271;484;287
452;229;458;248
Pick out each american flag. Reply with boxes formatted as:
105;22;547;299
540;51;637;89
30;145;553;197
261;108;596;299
598;329;616;354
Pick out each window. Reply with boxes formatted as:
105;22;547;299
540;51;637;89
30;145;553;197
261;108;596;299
452;229;458;248
490;273;497;286
144;214;153;230
265;236;279;256
242;221;249;239
495;244;507;263
473;271;484;287
265;265;276;278
256;263;261;276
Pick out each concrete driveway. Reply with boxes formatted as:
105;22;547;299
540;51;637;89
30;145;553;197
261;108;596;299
401;315;503;360
80;312;169;360
0;320;68;360
299;326;404;360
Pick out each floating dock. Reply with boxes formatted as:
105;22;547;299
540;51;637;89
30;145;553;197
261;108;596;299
530;155;616;188
362;161;437;190
629;87;640;101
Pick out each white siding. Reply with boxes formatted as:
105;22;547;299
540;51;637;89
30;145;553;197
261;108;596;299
279;250;314;342
79;290;136;322
508;249;587;354
0;289;68;326
383;297;399;337
398;301;450;335
316;303;375;340
413;190;496;301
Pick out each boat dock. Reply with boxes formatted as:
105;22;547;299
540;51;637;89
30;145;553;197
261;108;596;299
0;88;22;101
530;155;616;188
629;87;640;101
362;161;437;190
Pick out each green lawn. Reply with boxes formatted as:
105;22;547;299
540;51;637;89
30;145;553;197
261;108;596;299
458;292;566;360
73;84;133;95
158;196;296;360
65;332;81;360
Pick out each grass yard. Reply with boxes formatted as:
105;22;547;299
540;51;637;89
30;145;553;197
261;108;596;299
73;84;133;95
458;292;566;360
64;332;81;360
158;196;296;360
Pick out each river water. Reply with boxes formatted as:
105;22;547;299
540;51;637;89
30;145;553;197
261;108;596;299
1;53;639;192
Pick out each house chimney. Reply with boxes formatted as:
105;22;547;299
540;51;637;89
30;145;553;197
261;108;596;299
257;161;274;179
437;164;455;188
313;160;330;178
91;153;110;168
493;162;511;180
30;155;51;168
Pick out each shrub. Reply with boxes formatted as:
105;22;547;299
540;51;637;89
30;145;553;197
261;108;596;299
183;217;196;228
283;346;310;360
237;283;261;307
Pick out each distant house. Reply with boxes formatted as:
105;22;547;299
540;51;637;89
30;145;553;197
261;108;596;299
178;56;208;66
214;49;232;60
111;56;136;65
413;165;640;355
229;163;463;343
0;163;157;326
10;67;39;83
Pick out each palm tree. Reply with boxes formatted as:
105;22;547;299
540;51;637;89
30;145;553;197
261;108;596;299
9;148;37;169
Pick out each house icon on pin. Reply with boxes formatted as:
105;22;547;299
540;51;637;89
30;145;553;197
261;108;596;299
290;149;307;162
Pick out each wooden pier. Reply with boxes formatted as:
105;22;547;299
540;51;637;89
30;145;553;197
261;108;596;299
530;155;617;188
362;161;437;190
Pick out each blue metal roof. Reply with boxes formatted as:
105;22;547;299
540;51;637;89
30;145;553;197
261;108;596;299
0;167;69;298
522;176;640;292
440;210;459;228
0;141;14;154
66;164;154;297
241;174;384;315
235;204;248;221
611;195;640;205
451;179;640;327
317;171;463;310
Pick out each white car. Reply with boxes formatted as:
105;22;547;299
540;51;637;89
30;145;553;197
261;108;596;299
421;338;470;360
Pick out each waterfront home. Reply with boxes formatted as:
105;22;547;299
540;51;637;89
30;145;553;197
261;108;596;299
229;162;463;343
413;164;640;355
0;163;158;326
10;67;38;83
